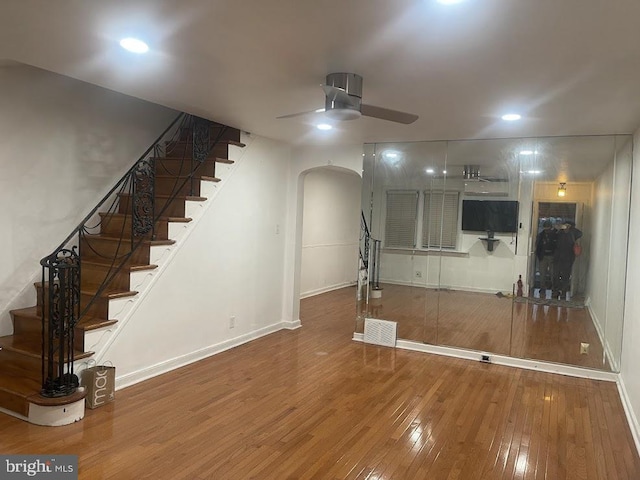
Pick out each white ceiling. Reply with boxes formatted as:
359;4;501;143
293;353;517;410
1;0;640;148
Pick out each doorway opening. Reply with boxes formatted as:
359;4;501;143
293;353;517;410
529;201;585;303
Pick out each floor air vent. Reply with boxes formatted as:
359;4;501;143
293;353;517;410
364;318;397;347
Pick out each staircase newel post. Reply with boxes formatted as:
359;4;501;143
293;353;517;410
40;247;80;397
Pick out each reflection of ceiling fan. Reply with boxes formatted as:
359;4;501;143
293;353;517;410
443;165;507;182
277;73;419;124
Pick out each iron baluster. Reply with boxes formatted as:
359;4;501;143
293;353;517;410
192;116;211;195
132;156;155;240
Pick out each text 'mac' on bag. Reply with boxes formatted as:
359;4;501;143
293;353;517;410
81;363;116;409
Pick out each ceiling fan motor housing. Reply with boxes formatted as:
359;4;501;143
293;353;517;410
325;72;363;120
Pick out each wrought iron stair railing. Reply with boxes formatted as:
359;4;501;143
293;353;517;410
39;113;228;398
359;211;381;291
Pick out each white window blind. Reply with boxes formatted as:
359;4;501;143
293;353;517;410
385;191;418;248
423;191;459;249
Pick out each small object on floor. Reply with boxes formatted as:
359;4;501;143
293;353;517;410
516;275;523;297
495;292;505;298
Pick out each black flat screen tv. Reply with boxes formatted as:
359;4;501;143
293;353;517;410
462;200;519;233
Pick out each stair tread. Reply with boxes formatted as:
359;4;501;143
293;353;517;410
159;156;230;163
82;234;176;245
11;306;118;332
164;139;245;148
82;288;137;299
117;192;207;201
0;336;93;359
28;388;87;407
99;212;193;223
155;174;214;179
35;281;138;299
0;371;40;395
82;259;158;271
200;175;221;183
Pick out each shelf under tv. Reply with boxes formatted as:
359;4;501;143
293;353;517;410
478;237;500;252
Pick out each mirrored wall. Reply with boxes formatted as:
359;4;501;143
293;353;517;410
357;135;632;372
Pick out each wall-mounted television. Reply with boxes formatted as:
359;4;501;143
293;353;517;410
461;200;519;233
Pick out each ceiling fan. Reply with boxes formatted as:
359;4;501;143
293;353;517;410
277;73;419;125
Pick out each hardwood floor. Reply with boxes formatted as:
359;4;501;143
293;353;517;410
358;284;608;370
0;286;638;479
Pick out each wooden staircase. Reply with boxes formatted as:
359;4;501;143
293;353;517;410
0;120;243;423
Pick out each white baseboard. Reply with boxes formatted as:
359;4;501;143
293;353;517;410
617;376;640;457
377;280;503;295
116;321;292;391
300;281;356;299
587;301;619;372
282;319;302;330
352;334;618;382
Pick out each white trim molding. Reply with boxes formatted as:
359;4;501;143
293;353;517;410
116;320;294;390
352;333;618;382
300;281;357;299
617;377;640;456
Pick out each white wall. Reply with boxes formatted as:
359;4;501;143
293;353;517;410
589;138;631;370
0;64;177;335
589;164;614;339
96;135;291;380
300;169;361;298
282;144;363;324
621;128;640;448
606;139;632;368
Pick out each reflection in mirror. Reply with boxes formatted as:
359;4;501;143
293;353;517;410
359;141;448;342
518;135;632;370
359;135;632;372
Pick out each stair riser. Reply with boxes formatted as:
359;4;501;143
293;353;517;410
82;263;131;292
155;158;216;177
0;390;29;417
164;141;229;160
0;350;43;377
10;314;86;349
35;286;109;319
118;195;186;218
99;214;169;240
155;177;201;197
80;237;151;265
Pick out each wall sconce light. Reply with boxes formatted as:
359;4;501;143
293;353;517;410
557;182;567;197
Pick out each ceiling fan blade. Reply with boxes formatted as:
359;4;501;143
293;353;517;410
322;85;357;106
276;108;323;120
361;104;419;124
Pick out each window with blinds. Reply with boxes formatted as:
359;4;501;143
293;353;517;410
385;191;418;248
422;191;459;249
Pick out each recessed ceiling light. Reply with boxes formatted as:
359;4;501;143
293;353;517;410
119;37;149;54
316;123;332;130
426;168;435;174
443;170;447;174
502;113;522;121
437;0;465;4
520;150;539;155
